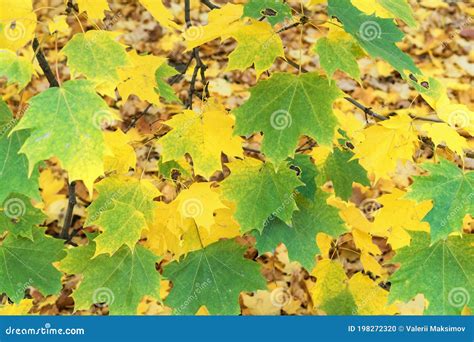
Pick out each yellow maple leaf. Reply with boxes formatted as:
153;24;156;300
48;15;70;35
175;182;227;230
0;0;37;51
159;99;243;178
117;50;167;106
0;299;33;315
74;0;109;21
138;0;179;30
353;114;418;180
348;273;398;315
104;129;137;174
421;122;468;158
185;3;244;50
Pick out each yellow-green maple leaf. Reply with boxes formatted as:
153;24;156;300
0;50;33;89
226;20;284;78
62;31;129;96
86;175;160;256
117;50;166;106
159;99;243;178
11;80;111;194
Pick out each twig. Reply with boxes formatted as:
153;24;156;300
32;38;59;88
33;37;77;240
201;0;220;10
60;182;77;239
344;97;388;121
124;103;152;132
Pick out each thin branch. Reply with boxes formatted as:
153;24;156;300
32;38;59;87
60;181;77;239
124;103;152;133
344;97;388;121
201;0;220;10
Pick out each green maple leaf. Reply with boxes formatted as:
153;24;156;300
0;194;46;239
86;176;160;256
62;30;129;90
0;50;33;89
0;99;40;204
314;32;363;82
243;0;292;26
163;239;267;315
0;229;65;302
60;239;161;315
319;148;369;200
11;80;111;193
155;63;181;103
378;0;417;28
254;191;346;270
328;0;419;75
221;159;303;233
233;72;341;162
389;232;474;314
406;159;474;242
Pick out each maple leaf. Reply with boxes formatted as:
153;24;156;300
406;159;474;242
11;80;111;194
221;158;302;233
389;232;474;314
155;63;181;103
163;239;267;315
62;31;129;95
243;0;292;26
117;50;167;106
73;0;109;20
420;122;468;159
86;176;160;255
159;100;243;178
0;194;46;239
0;0;36;52
310;259;397;315
0;229;65;302
184;4;244;50
0;50;33;89
254;190;346;270
328;0;419;75
226;20;284;78
289;154;318;199
0;299;33;315
104;129;137;174
174;182;227;230
314;25;363;82
138;0;179;30
233;72;342;162
59;239;161;315
353;114;418;180
0;99;40;203
319;148;369;200
352;0;416;28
